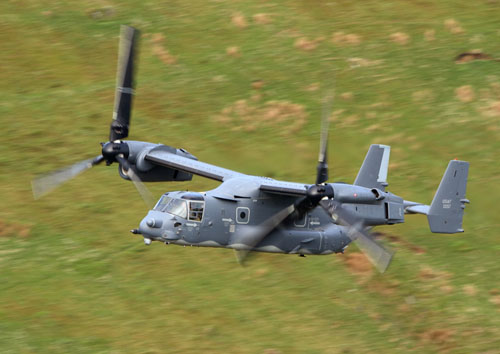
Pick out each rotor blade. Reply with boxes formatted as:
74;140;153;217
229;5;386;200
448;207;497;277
346;224;394;273
115;155;155;209
234;204;295;265
32;155;104;199
316;91;334;184
320;199;394;273
110;25;139;141
127;168;156;209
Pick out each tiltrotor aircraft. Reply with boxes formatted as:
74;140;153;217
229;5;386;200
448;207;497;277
32;26;470;272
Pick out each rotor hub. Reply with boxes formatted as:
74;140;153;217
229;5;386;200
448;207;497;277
101;141;129;165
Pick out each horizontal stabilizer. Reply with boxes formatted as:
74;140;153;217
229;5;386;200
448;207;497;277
405;204;430;215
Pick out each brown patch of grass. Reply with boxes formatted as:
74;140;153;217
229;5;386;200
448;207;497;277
489;295;500;306
444;19;465;34
490;82;500;96
343;252;373;276
250;93;262;102
151;33;177;65
455;85;475;102
329;109;345;122
87;7;115;20
304;83;320;92
364;124;381;133
397;303;411;312
0;219;31;238
412;89;434;102
344;34;361;45
424;29;436;41
231;12;248;29
420;329;454;346
275;29;302;38
255;268;269;276
479;100;500;117
418;266;453;284
294;37;319;51
253;13;272;25
365;111;377;119
418;266;439;280
226;46;241;58
390;32;410;45
463;284;478;296
339;114;359;127
332;32;362;45
214;99;308;136
367;281;398;296
251;80;264;90
340;92;353;101
377;232;426;254
346;57;383;68
263;349;282;354
440;285;454;294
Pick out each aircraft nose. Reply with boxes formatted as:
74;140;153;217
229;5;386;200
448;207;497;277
138;211;165;239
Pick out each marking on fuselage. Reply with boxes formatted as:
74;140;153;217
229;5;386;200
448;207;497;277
222;218;233;223
229;224;235;233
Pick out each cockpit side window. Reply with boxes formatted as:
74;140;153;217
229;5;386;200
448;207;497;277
165;199;188;219
188;201;204;222
154;196;172;212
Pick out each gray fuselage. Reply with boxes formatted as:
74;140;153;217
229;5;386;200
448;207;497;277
138;176;405;255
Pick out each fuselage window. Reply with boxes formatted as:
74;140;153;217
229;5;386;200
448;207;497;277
236;207;250;224
294;213;307;228
165;199;188;219
189;201;204;222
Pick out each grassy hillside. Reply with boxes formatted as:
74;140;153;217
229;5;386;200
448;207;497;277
1;0;499;353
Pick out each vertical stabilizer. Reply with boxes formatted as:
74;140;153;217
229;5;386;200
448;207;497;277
354;144;391;191
427;160;469;233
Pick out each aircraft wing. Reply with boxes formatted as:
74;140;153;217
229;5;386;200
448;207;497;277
259;179;309;196
146;148;246;182
146;146;310;195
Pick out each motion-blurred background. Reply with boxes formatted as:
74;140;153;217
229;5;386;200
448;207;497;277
1;1;499;352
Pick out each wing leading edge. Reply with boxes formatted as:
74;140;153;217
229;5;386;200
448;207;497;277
146;147;246;182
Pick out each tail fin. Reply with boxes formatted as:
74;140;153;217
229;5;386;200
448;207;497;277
354;144;391;191
427;160;469;233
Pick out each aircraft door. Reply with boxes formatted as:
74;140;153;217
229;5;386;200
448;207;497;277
182;200;204;243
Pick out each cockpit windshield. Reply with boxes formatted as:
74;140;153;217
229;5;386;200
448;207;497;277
154;195;172;212
154;194;204;221
165;199;188;219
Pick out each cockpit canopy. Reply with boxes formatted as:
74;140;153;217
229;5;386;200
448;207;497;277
154;192;205;221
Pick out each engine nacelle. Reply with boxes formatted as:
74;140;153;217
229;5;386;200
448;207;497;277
332;184;385;204
118;141;195;182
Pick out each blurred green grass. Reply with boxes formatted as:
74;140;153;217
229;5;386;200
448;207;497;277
1;0;499;353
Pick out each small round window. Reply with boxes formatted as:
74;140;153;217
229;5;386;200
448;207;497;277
236;207;250;224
